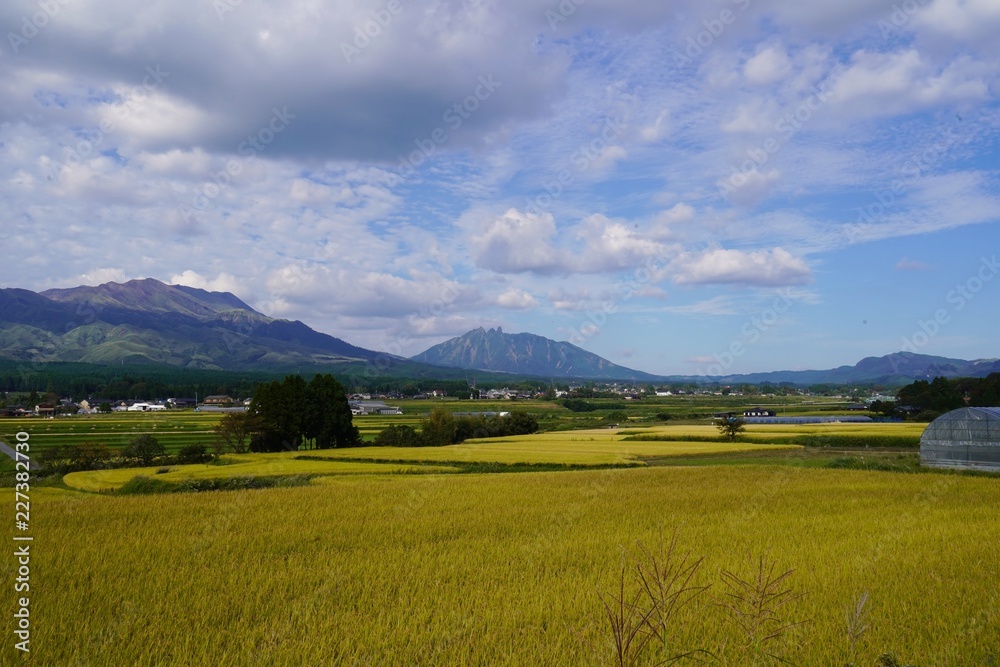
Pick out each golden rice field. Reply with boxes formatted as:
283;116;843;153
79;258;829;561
62;455;459;492
41;420;926;495
7;465;999;665
299;428;805;466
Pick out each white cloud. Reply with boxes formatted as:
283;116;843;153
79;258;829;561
496;287;539;309
655;203;695;226
169;270;244;296
471;208;564;273
721;99;778;134
664;295;739;316
640;110;670;142
911;0;1000;48
671;247;812;286
263;263;476;319
78;268;128;286
826;49;989;117
744;46;793;86
576;214;667;272
726;169;782;207
548;287;591;311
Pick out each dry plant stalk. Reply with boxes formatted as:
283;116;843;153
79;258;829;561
634;532;712;664
599;552;657;667
599;530;712;667
844;590;870;666
716;554;807;665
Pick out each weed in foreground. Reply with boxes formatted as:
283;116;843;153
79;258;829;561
715;554;807;665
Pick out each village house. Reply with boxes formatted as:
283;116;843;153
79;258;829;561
202;395;234;405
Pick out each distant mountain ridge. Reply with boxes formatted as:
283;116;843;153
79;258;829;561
1;279;997;383
666;351;1000;386
411;327;660;380
414;328;1000;385
0;278;379;369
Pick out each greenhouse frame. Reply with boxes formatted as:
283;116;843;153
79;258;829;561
919;406;1000;471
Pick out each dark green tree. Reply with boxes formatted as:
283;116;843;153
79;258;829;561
504;411;539;436
212;411;262;454
177;444;212;464
69;441;112;469
123;434;165;465
250;374;359;452
250;376;308;451
604;410;629;425
715;417;746;441
869;400;897;418
421;407;458;446
304;374;360;449
373;424;425;447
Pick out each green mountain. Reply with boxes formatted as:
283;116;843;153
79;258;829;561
664;352;1000;386
0;278;380;369
411;327;661;380
3;279;997;384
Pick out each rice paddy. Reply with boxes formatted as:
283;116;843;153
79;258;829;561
9;465;999;665
62;455;459;492
4;411;998;665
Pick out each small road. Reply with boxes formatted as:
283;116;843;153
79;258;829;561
0;440;42;470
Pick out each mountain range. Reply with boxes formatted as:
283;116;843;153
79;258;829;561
1;278;997;384
665;352;1000;386
0;278;377;369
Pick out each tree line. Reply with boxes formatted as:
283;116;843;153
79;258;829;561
895;373;1000;418
374;408;538;447
245;374;360;451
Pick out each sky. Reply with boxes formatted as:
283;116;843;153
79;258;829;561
1;0;999;376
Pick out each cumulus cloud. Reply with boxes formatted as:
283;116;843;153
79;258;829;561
911;0;1000;49
670;247;812;286
726;169;782;207
826;49;989;117
576;214;667;272
653;203;695;232
744;45;793;85
263;263;477;319
471;208;564;273
496;287;539;309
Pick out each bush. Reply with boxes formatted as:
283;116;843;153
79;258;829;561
177;443;213;464
115;475;175;495
421;408;458;446
374;425;427;447
122;435;165;466
604;411;629;424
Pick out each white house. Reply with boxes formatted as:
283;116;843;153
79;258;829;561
126;402;167;412
349;401;403;415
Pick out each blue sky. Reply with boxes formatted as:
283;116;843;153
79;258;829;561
1;0;998;374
